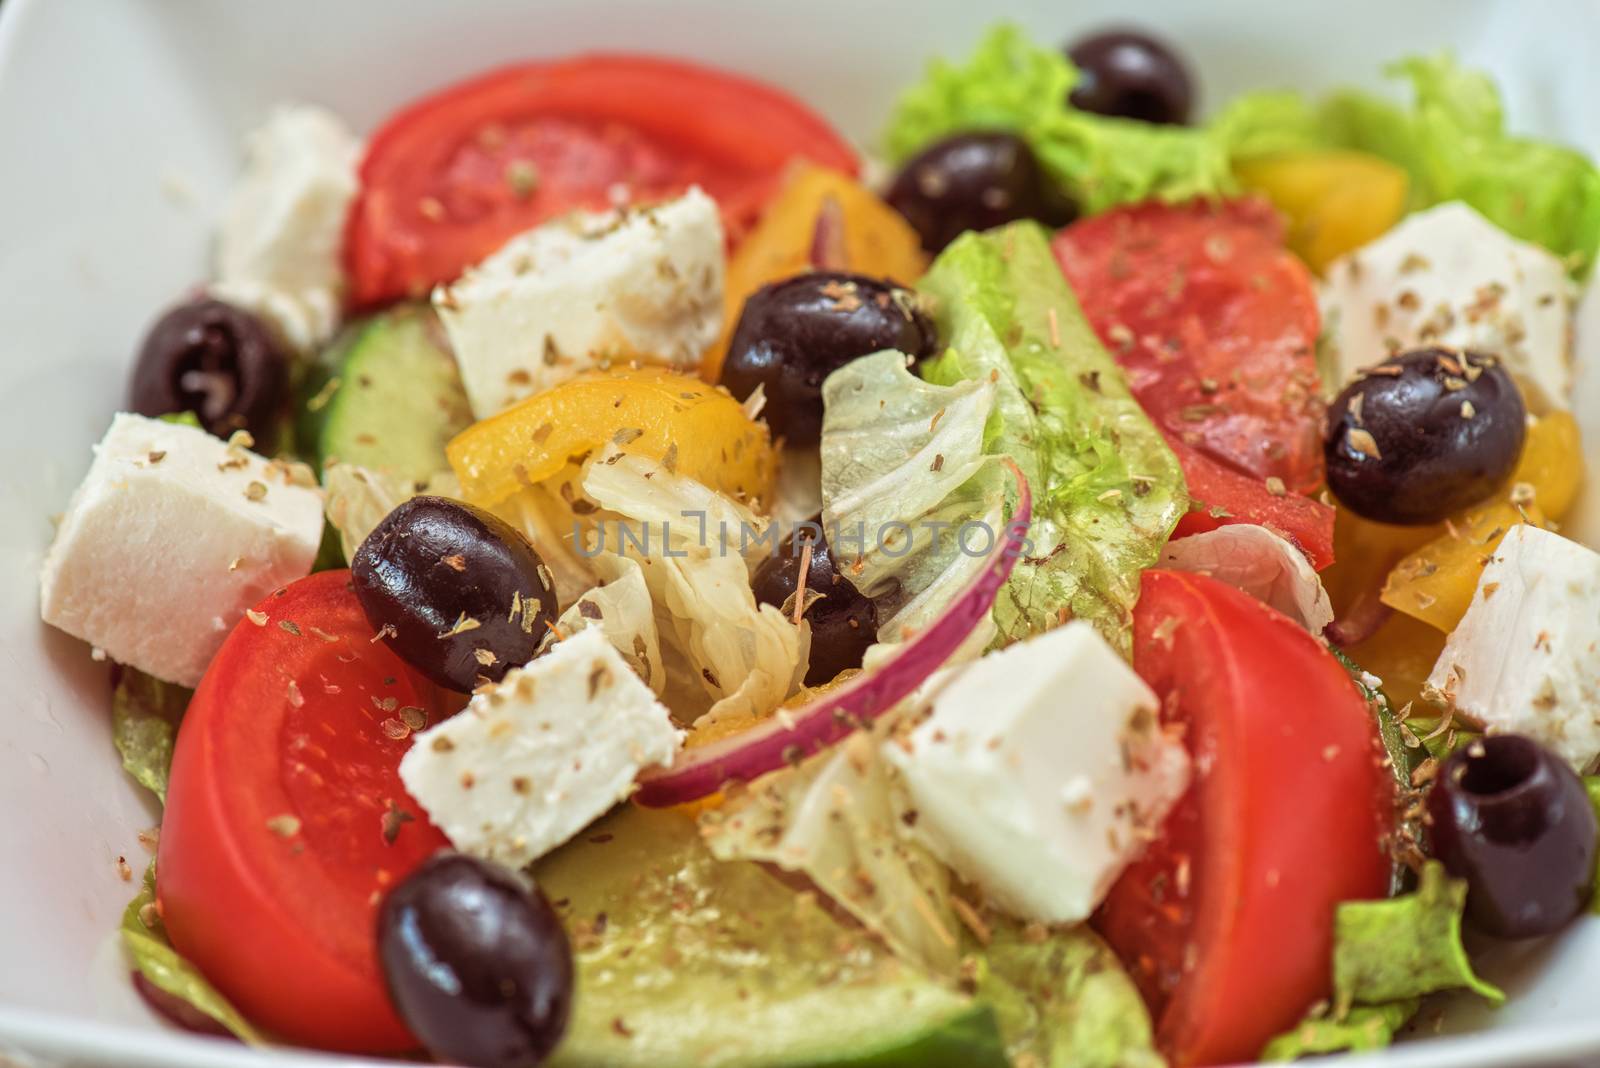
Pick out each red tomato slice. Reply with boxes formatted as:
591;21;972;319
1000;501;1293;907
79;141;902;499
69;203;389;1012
158;571;449;1052
1053;197;1325;495
1162;427;1336;571
346;55;858;306
1096;570;1391;1067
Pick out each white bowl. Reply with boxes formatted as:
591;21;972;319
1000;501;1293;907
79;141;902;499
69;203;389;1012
3;0;1599;1065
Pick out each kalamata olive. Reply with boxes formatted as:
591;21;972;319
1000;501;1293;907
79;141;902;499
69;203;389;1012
720;272;938;447
884;131;1077;254
1427;734;1597;939
378;853;573;1068
352;496;558;692
131;973;233;1038
1066;29;1195;125
1324;348;1526;525
751;519;878;685
127;298;289;451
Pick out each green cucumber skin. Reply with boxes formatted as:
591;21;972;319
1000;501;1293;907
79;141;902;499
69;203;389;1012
297;305;470;486
551;1006;1007;1068
292;320;362;463
537;807;1010;1068
844;1006;1009;1068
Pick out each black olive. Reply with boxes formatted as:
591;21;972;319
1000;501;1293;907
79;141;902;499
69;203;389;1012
884;131;1077;254
1324;348;1526;525
127;298;289;451
720;272;938;448
1066;29;1195;125
1427;735;1597;939
352;496;558;692
378;853;573;1068
751;519;878;686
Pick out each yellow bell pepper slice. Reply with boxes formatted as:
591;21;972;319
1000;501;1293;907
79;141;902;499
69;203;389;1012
1322;505;1438;620
1506;409;1584;519
704;164;928;381
447;367;777;510
1379;412;1583;632
1381;499;1548;632
1235;150;1408;274
1343;611;1448;714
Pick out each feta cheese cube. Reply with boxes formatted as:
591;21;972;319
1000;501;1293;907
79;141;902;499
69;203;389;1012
212;104;359;353
1321;201;1576;410
885;622;1190;923
435;187;724;418
39;414;324;686
1427;525;1600;771
400;628;683;867
208;278;342;359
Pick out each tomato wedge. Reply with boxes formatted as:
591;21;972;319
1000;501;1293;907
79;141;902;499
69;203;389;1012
1163;428;1336;571
158;571;449;1051
1052;197;1325;495
1096;570;1391;1067
346;55;858;306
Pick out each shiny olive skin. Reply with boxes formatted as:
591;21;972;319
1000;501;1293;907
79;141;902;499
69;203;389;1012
378;853;573;1068
1325;348;1526;525
352;496;558;692
1427;735;1597;939
884;131;1078;254
1066;29;1195;125
127;298;289;451
720;272;938;447
751;519;878;686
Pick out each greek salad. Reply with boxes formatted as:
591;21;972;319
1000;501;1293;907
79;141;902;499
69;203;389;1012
38;20;1600;1068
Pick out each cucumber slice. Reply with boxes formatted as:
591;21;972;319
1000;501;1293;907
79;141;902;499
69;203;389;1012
298;304;470;486
535;806;1006;1068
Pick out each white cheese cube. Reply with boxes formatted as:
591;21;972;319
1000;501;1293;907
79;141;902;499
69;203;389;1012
1321;201;1576;410
208;278;343;360
39;414;324;686
1428;525;1600;771
886;621;1190;924
435;187;724;418
400;628;683;867
212;104;359;353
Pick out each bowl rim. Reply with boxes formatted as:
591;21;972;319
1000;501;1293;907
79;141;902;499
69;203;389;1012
2;0;1600;1065
4;1003;1600;1068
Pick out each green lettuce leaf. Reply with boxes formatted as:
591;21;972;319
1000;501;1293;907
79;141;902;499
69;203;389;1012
310;519;346;572
1586;778;1600;915
1333;861;1504;1011
1331;650;1422;790
884;23;1237;214
1331;651;1426;894
322;461;460;564
123;862;265;1043
1226;53;1600;271
581;450;808;726
915;222;1186;651
887;25;1600;270
1207;91;1325;159
820;350;1006;643
1261;1000;1419;1061
1262;861;1498;1059
1401;708;1480;762
111;669;190;805
701;730;961;976
976;922;1162;1068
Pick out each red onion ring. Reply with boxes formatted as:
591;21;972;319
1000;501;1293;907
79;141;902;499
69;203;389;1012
807;192;848;271
636;460;1031;807
132;973;238;1040
1325;589;1394;647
